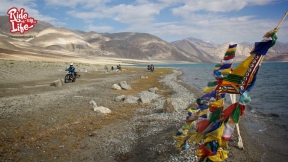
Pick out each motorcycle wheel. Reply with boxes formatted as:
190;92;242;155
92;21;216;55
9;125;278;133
65;74;69;83
72;75;76;82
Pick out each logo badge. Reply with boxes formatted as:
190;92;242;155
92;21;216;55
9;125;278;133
7;7;38;34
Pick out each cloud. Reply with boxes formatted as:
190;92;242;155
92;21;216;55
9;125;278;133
123;11;288;44
145;0;284;43
107;3;163;23
171;0;276;17
67;10;104;20
65;0;287;44
172;1;247;16
85;24;113;32
45;0;110;8
68;3;164;24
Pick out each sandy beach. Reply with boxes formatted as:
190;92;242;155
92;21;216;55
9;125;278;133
0;59;265;161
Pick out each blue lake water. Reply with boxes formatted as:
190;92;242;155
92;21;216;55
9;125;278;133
150;62;288;127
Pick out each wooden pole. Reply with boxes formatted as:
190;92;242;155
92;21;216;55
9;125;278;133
275;11;288;30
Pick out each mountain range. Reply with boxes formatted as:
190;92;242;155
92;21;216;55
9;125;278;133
0;15;287;63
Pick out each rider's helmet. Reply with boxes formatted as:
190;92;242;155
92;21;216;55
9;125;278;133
70;62;73;67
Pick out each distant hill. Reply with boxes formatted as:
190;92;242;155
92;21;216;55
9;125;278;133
0;15;287;62
29;27;91;52
0;39;19;50
102;32;201;62
0;15;201;62
171;37;219;62
172;37;288;62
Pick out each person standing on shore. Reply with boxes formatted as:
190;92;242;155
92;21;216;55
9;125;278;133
150;64;154;72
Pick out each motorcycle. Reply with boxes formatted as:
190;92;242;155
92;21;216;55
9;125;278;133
150;65;154;72
148;65;154;72
65;71;76;83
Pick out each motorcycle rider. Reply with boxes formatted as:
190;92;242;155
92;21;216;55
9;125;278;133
66;62;76;79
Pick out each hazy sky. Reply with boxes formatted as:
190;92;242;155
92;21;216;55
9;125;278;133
1;0;288;44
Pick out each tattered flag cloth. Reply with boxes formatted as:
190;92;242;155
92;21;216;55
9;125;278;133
222;123;235;141
173;43;237;155
216;31;278;94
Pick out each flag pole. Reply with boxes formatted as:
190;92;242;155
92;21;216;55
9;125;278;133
275;11;288;30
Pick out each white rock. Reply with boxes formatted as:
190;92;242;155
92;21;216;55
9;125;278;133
124;95;139;104
148;87;158;94
140;96;150;104
120;81;132;90
115;95;125;102
112;84;121;90
163;98;178;113
51;79;64;87
94;106;111;114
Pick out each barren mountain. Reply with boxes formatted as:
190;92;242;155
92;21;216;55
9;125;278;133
72;30;88;36
211;42;288;62
264;41;288;61
83;31;111;44
0;39;19;50
101;39;148;59
82;31;110;54
171;38;218;62
102;32;201;62
0;14;287;63
29;27;91;52
209;42;252;61
0;15;200;62
173;37;288;62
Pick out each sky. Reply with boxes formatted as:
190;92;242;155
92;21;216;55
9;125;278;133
1;0;288;44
